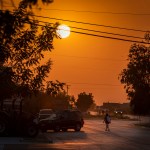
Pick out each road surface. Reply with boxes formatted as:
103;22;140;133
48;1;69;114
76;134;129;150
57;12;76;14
0;119;150;150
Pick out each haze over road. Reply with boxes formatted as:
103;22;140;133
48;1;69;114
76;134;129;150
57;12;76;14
1;119;150;150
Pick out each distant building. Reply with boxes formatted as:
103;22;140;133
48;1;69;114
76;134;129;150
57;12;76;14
96;102;130;115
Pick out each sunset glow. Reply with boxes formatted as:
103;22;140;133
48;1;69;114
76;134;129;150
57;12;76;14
56;24;70;38
25;0;150;105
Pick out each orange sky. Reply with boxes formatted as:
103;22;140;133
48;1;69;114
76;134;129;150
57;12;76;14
7;0;150;105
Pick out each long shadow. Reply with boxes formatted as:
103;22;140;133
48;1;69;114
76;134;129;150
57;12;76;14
45;130;88;143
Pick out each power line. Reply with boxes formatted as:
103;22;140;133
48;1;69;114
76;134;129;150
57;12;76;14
37;22;148;44
16;18;149;44
51;54;126;62
65;82;122;86
36;19;147;43
37;21;147;43
68;26;144;40
70;30;147;44
1;10;148;43
3;5;150;16
38;19;144;40
35;8;150;16
33;15;148;33
2;9;148;33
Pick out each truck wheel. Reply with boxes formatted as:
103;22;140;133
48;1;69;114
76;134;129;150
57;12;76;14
74;123;81;131
0;118;8;136
54;125;60;132
41;128;47;133
62;128;68;132
26;123;38;137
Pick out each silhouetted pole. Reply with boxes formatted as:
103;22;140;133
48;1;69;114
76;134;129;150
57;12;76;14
66;84;70;95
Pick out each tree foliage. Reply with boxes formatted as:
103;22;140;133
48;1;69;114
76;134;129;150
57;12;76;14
0;0;59;100
48;92;70;111
23;91;74;113
0;0;54;8
119;33;150;115
46;80;66;96
76;92;95;112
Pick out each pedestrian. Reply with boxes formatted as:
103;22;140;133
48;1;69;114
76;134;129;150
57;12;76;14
103;113;111;131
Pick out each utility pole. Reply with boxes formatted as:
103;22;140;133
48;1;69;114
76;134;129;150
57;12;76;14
66;84;70;95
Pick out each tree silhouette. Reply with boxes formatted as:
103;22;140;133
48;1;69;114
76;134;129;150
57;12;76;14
0;0;54;8
48;92;70;110
76;92;95;112
119;32;150;115
0;0;59;101
46;80;66;96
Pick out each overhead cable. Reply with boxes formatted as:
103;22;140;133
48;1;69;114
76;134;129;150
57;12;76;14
65;82;121;86
37;22;148;44
1;10;148;43
33;15;148;33
36;8;150;16
3;5;150;16
2;9;148;33
70;30;147;44
37;19;144;40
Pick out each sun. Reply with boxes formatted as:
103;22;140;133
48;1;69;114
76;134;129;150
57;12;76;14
56;24;70;38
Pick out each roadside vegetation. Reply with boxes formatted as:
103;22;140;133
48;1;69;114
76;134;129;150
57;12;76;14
0;0;149;124
119;33;150;116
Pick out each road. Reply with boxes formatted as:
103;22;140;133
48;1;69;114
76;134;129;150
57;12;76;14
0;119;150;150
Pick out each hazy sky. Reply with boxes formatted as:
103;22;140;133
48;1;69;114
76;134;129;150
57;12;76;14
7;0;150;105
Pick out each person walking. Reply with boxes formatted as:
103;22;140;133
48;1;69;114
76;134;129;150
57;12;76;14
103;113;111;131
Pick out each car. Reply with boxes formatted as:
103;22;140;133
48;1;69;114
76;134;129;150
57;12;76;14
114;110;123;117
38;109;54;120
39;109;84;132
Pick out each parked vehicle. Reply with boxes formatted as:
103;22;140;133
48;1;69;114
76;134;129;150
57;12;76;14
38;109;54;120
114;110;123;115
0;99;39;137
39;109;84;132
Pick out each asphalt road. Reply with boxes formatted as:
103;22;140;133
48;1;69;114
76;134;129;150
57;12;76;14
0;119;150;150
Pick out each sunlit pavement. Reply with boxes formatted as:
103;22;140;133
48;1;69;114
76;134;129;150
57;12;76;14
0;119;150;150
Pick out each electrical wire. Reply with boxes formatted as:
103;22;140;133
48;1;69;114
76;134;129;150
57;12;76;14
1;9;148;43
3;5;150;16
33;15;148;33
37;22;148;44
70;30;147;44
34;19;147;43
35;8;150;16
2;9;148;33
37;19;144;40
67;26;144;40
51;54;126;62
65;82;122;86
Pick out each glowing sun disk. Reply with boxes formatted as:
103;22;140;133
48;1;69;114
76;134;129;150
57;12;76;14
57;24;70;38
